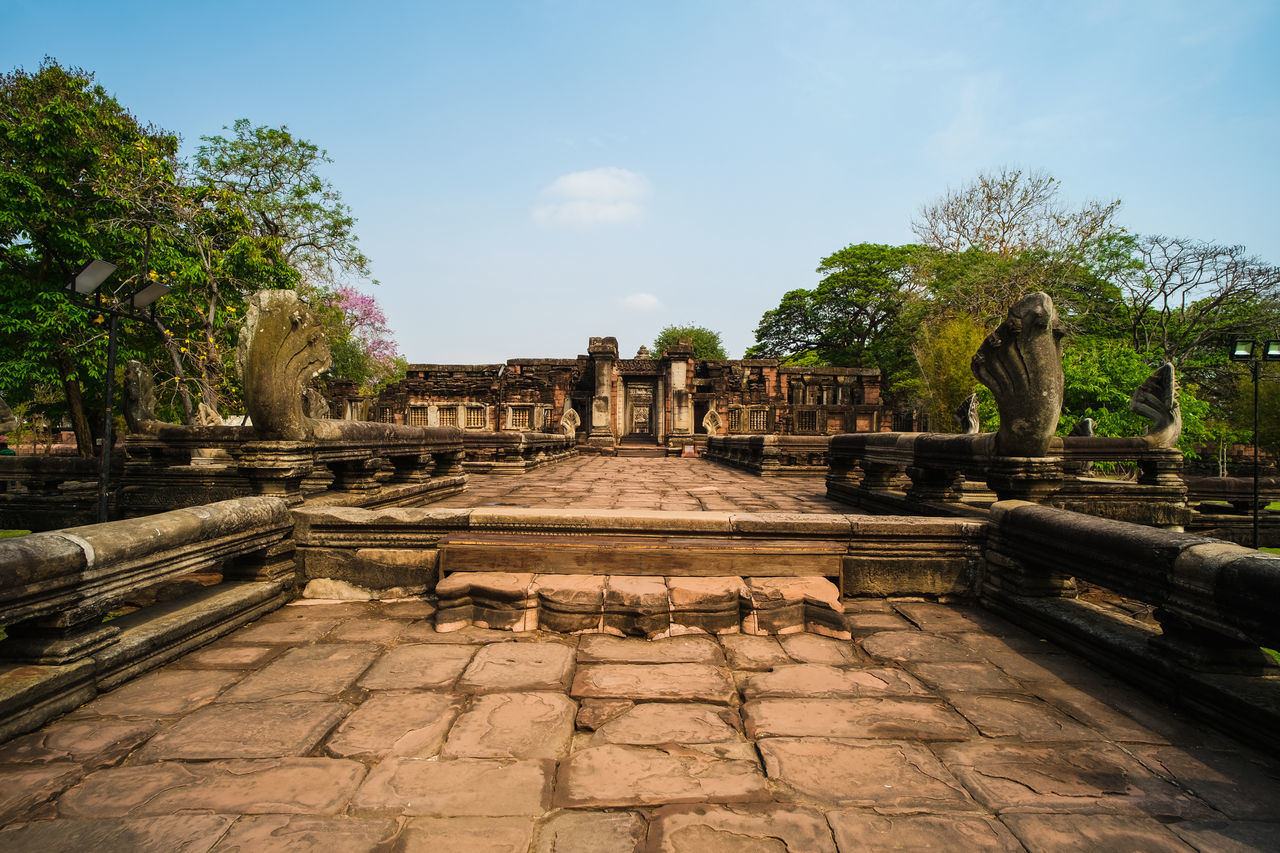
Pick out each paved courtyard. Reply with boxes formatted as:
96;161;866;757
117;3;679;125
435;457;848;513
2;595;1278;851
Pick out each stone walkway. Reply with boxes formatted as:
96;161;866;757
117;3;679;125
3;596;1278;851
434;457;847;513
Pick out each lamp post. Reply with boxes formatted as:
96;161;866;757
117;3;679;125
1229;338;1280;548
65;259;170;523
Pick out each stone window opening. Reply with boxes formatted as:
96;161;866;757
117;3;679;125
407;406;430;427
749;409;767;431
466;407;486;429
438;407;458;427
797;410;817;432
509;406;531;429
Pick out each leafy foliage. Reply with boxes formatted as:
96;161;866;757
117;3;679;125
652;325;727;359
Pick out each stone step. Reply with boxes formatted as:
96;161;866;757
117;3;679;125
435;573;848;639
438;532;844;579
614;447;669;458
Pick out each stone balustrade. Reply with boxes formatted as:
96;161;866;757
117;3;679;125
0;455;122;530
461;431;576;474
0;497;295;740
704;435;831;476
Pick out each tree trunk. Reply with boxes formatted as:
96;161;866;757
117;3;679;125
55;351;96;458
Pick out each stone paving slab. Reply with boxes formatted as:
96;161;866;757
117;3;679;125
1001;813;1197;852
0;815;235;853
827;811;1024;852
440;692;576;759
571;663;736;704
741;664;930;699
553;744;768;808
69;668;242;717
58;759;367;817
399;816;535;853
352;757;552;817
324;692;461;759
137;700;351;760
456;641;576;692
212;814;400;852
719;633;792;670
577;634;725;665
646;804;838;852
744;697;974;740
0;717;157;768
218;644;379;702
758;737;976;810
532;810;647;853
946;693;1104;741
588;702;742;745
357;643;476;690
0;763;83;824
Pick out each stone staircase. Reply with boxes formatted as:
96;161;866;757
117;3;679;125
434;531;849;638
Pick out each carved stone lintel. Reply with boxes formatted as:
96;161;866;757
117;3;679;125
971;292;1065;457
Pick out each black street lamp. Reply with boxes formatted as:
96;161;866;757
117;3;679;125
1229;338;1280;548
65;259;170;523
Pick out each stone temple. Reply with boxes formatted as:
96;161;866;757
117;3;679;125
0;290;1278;851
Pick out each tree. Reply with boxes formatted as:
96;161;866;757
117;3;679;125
314;285;405;392
652;325;727;359
911;315;987;432
749;243;922;395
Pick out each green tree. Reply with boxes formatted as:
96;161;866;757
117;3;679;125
652;325;727;359
911;315;987;432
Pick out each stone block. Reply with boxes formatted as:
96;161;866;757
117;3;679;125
602;575;670;637
577;634;724;665
743;697;974;740
742;578;849;639
666;577;744;635
352;757;552;817
647;804;837;852
400;817;535;853
212;815;400;852
589;702;743;745
719;635;790;671
441;692;576;759
827;812;1023;851
435;573;536;632
553;744;768;808
219;643;380;702
533;575;604;633
324;692;461;759
0;762;83;824
358;644;476;690
0;815;236;852
572;664;736;705
532;811;647;853
136;700;351;760
457;642;575;693
1002;813;1198;852
741;664;929;699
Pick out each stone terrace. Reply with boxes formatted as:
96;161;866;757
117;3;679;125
2;458;1279;850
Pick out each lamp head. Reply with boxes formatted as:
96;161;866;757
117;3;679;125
1265;340;1280;362
69;259;117;295
1230;339;1256;361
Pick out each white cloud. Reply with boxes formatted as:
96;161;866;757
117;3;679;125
620;292;662;311
532;167;651;226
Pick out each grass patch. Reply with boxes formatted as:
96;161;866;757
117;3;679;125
0;529;29;540
1264;648;1280;666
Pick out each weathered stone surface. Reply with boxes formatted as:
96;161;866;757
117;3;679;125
325;692;461;759
844;609;915;633
58;759;366;817
137;701;351;760
224;617;341;645
758;738;975;810
572;664;735;704
322;618;411;643
534;575;605;633
603;575;669;636
578;634;724;665
457;642;575;692
0;763;82;824
742;665;929;699
213;815;400;851
219;643;379;701
554;745;768;808
666;577;744;636
744;697;973;740
575;698;633;731
1002;813;1197;853
533;810;647;853
892;601;1005;633
436;573;536;632
905;661;1024;693
591;703;741;745
352;757;552;816
937;742;1217;817
441;692;576;759
859;631;985;663
827;812;1023;851
1028;683;1169;744
175;644;281;670
236;288;330;441
0;718;156;768
947;694;1103;741
647;804;837;852
720;634;791;670
358;643;476;690
742;578;848;638
1127;745;1280;820
74;669;241;717
777;633;859;665
0;815;234;853
399;622;517;644
1169;820;1280;853
400;817;536;853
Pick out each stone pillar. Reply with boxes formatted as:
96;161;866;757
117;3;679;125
663;338;695;438
235;442;315;506
587;337;618;446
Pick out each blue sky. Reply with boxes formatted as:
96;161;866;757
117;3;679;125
5;0;1278;361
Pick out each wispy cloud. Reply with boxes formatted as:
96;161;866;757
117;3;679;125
532;167;651;226
620;292;662;311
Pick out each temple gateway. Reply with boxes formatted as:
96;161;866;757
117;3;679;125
368;336;886;453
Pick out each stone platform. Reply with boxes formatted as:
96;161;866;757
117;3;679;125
2;596;1278;851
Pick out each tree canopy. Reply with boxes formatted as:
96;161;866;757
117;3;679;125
652;325;727;359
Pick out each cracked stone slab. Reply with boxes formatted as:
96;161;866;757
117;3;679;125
533;810;647;853
352;757;552;816
457;642;576;692
322;618;412;644
58;759;367;817
859;631;986;663
720;634;791;671
666;577;745;635
1002;813;1197;852
1169;820;1280;853
576;698;634;731
71;669;241;717
590;703;743;745
571;664;736;704
213;815;401;851
0;815;235;853
325;692;462;759
646;804;837;852
219;643;380;702
827;811;1024;851
936;741;1219;818
758;738;975;810
741;664;930;699
358;643;477;690
743;697;974;740
1026;683;1169;745
441;692;576;759
0;763;82;825
399;817;536;853
136;701;351;761
0;718;157;769
222;617;342;645
554;744;768;808
577;634;725;665
602;575;670;637
947;694;1104;741
777;633;859;665
1125;745;1280;821
905;661;1025;693
173;644;281;670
